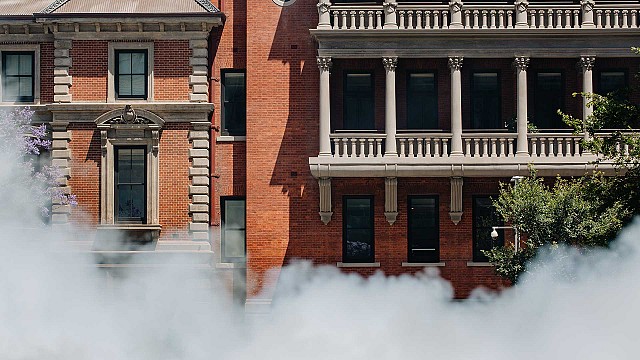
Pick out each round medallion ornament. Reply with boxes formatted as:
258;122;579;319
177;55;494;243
273;0;296;6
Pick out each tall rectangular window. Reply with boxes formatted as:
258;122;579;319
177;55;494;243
115;147;146;223
472;196;503;262
344;73;374;130
343;196;374;263
115;50;148;99
221;197;246;263
2;52;34;102
471;72;501;129
221;70;246;136
407;73;438;129
408;196;439;263
598;71;627;98
534;72;564;129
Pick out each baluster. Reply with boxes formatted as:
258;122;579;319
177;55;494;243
398;139;406;157
465;10;471;28
548;9;554;29
508;138;515;156
332;11;339;29
613;10;620;28
349;138;356;157
407;139;415;157
443;139;449;156
605;10;611;28
490;138;498;157
409;10;415;29
473;10;480;28
474;139;480;157
616;141;621;154
564;9;571;28
342;138;348;157
399;10;406;29
368;138;375;157
443;10;449;28
465;138;471;156
490;10;497;28
332;138;339;157
574;138;580;156
622;10;629;28
540;138;547;157
416;10;423;29
356;11;363;29
425;10;432;29
507;10;514;28
482;10;489;29
482;138;489;157
549;138;556;157
596;10;603;28
376;139;383;157
531;138;538;157
498;10;505;29
624;143;630;156
538;10;545;29
632;10;638;28
499;138;506;157
376;11;383;29
359;138;366;157
425;138;432;157
349;11;356;29
555;9;562;28
573;10;580;29
434;139;441;157
557;138;564;157
341;11;348;29
417;138;425;157
434;10;441;29
367;11;374;29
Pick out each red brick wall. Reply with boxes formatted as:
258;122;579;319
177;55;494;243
70;40;108;101
154;40;191;101
68;123;101;226
40;42;54;103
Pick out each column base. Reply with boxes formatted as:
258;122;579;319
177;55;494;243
384;153;399;158
515;151;529;157
450;151;464;157
318;152;333;158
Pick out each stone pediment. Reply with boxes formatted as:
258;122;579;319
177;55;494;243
95;105;164;129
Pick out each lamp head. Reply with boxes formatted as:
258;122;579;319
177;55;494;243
490;227;499;239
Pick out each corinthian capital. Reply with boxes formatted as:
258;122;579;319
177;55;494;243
317;56;332;72
579;56;596;71
448;56;463;71
382;57;398;71
513;56;530;71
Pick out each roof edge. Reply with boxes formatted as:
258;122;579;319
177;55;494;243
41;0;72;14
193;0;220;13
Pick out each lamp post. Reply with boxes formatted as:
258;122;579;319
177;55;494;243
491;176;524;253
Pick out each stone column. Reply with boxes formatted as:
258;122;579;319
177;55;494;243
383;57;398;157
449;0;464;29
448;56;464;157
581;0;596;29
317;0;332;29
189;38;209;102
514;56;530;156
383;0;399;29
579;56;596;147
53;40;72;103
317;57;332;157
514;0;530;29
51;122;71;227
189;122;211;241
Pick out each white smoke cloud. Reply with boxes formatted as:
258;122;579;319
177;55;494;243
0;116;638;359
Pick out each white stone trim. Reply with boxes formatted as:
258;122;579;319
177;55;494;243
189;122;211;241
402;262;446;267
51;122;71;226
216;135;246;142
337;262;381;268
318;177;332;224
53;40;72;103
189;39;209;102
0;44;41;105
215;262;247;269
107;42;154;103
384;177;398;225
449;177;463;225
466;262;495;267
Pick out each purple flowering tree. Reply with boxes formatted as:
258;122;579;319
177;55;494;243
0;107;76;223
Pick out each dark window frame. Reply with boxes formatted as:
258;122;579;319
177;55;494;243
472;195;504;262
114;49;148;100
2;51;35;103
407;195;440;263
533;70;566;130
343;71;375;130
221;196;247;263
406;71;439;130
597;68;628;97
114;146;147;224
342;195;375;263
221;69;247;136
470;71;502;130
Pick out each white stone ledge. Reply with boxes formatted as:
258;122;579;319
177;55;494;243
337;262;381;268
189;167;209;176
192;139;209;149
189;222;209;232
215;262;246;269
191;158;209;167
402;262;446;267
189;148;209;158
466;262;495;267
189;186;208;195
216;135;246;142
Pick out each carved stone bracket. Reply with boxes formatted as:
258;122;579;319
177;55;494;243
449;177;464;225
319;177;333;225
384;177;398;225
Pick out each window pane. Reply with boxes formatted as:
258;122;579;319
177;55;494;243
130;149;145;183
130;184;145;218
224;230;246;258
224;200;246;229
408;73;437;129
118;53;132;75
118;75;132;96
223;71;246;136
4;77;19;99
19;54;32;76
117;185;132;219
408;197;439;262
131;52;146;74
473;197;503;262
534;73;563;129
19;77;33;97
472;73;500;129
599;72;626;96
346;198;371;229
224;73;245;101
4;54;19;76
346;229;373;261
344;73;374;130
130;75;146;96
117;148;132;183
344;197;374;263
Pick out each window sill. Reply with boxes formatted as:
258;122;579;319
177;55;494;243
97;224;162;231
217;135;246;142
337;262;380;268
402;262;446;267
215;262;246;269
466;262;495;267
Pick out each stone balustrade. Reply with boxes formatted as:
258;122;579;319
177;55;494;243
397;133;452;157
330;133;385;158
462;133;517;157
318;0;640;31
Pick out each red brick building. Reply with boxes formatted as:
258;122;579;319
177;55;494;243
3;0;640;310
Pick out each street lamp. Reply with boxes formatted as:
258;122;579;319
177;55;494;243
490;176;524;253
